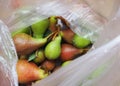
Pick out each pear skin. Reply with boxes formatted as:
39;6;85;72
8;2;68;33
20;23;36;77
45;35;61;60
12;27;31;37
61;28;91;48
16;60;48;84
60;43;88;61
49;16;57;32
31;19;49;38
62;60;72;67
33;49;45;64
13;33;47;55
73;34;91;48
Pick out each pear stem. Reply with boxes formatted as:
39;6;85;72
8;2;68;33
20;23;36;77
52;31;59;41
52;25;61;40
45;31;57;40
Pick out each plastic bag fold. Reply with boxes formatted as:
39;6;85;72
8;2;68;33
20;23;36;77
0;0;119;86
33;29;120;86
0;20;18;86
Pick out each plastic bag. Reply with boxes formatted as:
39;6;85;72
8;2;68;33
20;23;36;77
33;9;120;86
0;20;18;86
37;34;120;86
34;34;120;86
0;0;119;86
7;0;107;43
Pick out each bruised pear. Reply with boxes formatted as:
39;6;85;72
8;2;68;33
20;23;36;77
16;60;48;84
31;18;49;38
45;34;62;60
60;43;88;61
61;28;91;48
13;33;48;55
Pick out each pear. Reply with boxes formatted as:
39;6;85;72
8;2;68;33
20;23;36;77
60;43;88;61
31;18;49;38
16;59;48;84
33;49;45;64
45;34;62;60
62;60;72;67
73;34;91;48
49;16;58;32
12;26;31;37
28;49;45;64
13;33;48;55
41;60;55;71
61;28;91;48
60;28;74;44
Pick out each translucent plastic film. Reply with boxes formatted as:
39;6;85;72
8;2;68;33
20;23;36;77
0;20;18;86
33;30;120;86
7;0;106;43
0;0;119;86
33;7;120;86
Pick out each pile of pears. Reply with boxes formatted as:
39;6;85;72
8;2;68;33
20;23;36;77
12;16;92;86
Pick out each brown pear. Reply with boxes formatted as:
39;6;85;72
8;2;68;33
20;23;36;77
13;33;47;55
60;43;88;61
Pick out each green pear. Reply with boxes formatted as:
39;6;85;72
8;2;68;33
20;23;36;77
45;34;62;60
62;61;72;67
73;34;91;48
28;49;45;64
61;28;91;48
31;18;49;38
12;26;31;37
33;49;45;64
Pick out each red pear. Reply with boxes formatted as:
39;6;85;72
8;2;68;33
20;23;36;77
61;28;91;48
61;28;74;44
41;60;56;71
60;43;88;61
16;60;48;84
13;33;48;55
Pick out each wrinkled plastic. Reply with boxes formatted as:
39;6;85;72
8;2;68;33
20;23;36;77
7;0;107;43
33;9;120;86
36;34;120;86
0;0;120;86
0;20;18;86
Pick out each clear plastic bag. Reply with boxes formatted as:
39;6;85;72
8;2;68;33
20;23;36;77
0;20;18;86
0;0;119;86
33;9;120;86
7;0;107;43
38;34;120;86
